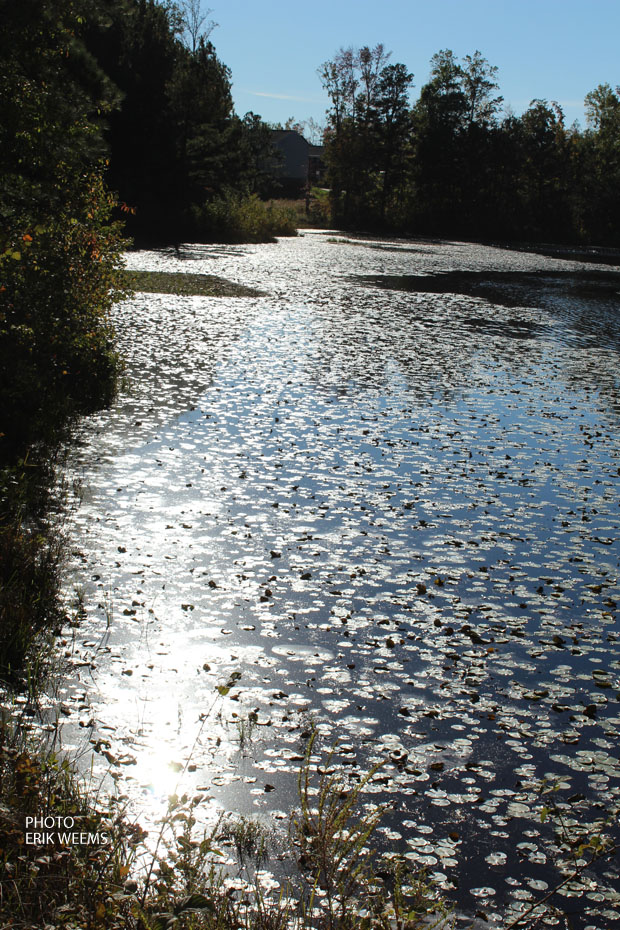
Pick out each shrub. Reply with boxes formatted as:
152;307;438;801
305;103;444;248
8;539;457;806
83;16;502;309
192;192;298;242
0;172;125;453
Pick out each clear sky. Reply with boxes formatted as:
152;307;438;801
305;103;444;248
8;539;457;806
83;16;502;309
207;0;619;131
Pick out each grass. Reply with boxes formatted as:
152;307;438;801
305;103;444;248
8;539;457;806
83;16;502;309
266;190;332;229
193;192;300;243
235;709;259;753
6;668;613;929
219;814;272;869
291;728;447;930
0;715;137;929
122;270;265;298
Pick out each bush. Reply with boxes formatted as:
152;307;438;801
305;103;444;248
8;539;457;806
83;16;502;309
0;172;125;453
192;192;298;242
307;188;333;227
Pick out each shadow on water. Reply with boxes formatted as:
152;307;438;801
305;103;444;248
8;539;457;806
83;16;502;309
351;269;620;304
338;233;620;266
350;269;620;349
174;244;253;259
489;240;620;267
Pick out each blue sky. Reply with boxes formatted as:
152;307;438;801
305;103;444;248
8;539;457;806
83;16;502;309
208;0;619;130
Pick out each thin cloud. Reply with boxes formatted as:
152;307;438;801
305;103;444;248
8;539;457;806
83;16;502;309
248;90;321;102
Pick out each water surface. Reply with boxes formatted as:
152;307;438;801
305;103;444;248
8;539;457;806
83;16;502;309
60;232;620;928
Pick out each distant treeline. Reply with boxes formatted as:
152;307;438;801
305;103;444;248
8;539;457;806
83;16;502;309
2;0;287;254
319;45;620;243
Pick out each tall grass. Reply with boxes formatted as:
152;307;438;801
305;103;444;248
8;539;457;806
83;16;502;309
0;715;136;929
192;193;298;242
265;190;332;229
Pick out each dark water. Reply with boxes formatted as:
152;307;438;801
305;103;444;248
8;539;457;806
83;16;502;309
58;232;620;928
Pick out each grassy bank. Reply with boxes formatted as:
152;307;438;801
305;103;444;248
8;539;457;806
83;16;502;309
0;458;66;691
0;715;445;930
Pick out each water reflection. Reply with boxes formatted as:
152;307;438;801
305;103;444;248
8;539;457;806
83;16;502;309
59;233;620;929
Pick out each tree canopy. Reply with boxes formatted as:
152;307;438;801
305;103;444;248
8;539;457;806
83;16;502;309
319;44;620;243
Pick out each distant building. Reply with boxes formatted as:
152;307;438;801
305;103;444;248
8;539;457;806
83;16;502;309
269;130;324;195
307;144;324;186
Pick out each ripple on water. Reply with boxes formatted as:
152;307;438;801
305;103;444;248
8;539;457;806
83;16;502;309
59;232;620;928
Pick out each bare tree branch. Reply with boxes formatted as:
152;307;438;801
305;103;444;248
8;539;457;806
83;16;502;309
180;0;217;53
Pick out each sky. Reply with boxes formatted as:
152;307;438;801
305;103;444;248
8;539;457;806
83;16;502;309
206;0;620;132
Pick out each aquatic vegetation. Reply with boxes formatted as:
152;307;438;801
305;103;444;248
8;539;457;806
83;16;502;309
0;703;444;930
122;269;265;298
58;233;620;928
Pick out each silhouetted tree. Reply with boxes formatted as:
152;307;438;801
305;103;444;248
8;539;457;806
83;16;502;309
579;84;620;242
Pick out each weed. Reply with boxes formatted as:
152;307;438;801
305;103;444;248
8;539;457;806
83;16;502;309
292;727;384;914
290;726;446;929
0;713;136;929
500;780;620;929
263;190;332;229
219;814;272;870
0;702;448;930
236;709;259;753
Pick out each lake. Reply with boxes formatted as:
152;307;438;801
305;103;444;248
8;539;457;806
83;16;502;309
59;230;620;928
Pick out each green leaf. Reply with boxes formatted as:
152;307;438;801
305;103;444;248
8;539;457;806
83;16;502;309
175;893;214;914
150;914;176;930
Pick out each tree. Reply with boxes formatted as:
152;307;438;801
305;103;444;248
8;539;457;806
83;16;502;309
83;0;252;240
579;84;620;241
374;63;414;221
411;50;467;231
356;43;391;119
0;0;124;450
319;44;414;227
584;82;620;134
461;50;503;129
417;49;466;130
180;0;216;54
509;99;570;238
168;35;234;204
412;49;502;235
318;47;358;133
